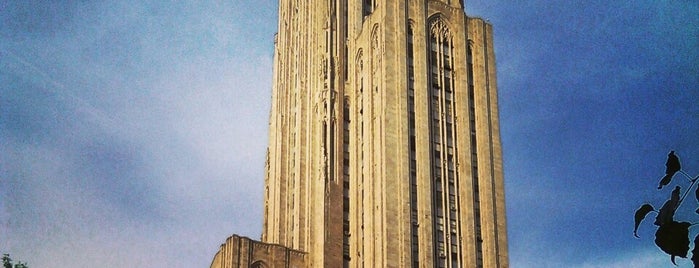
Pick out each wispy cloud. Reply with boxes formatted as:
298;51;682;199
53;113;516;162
1;0;697;267
1;47;124;134
1;1;276;267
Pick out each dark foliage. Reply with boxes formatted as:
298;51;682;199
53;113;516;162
635;151;699;267
655;221;691;265
2;254;28;268
634;204;655;238
667;151;682;175
658;151;681;189
655;186;681;226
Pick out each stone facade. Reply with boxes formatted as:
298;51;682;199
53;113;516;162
210;235;307;268
213;1;508;267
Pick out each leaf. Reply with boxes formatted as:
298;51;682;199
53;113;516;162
659;151;681;189
658;174;673;189
655;186;681;226
634;204;655;238
655;221;691;263
666;151;681;175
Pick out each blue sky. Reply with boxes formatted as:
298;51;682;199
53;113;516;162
1;1;697;267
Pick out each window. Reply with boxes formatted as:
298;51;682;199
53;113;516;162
251;261;267;268
343;102;351;266
407;25;420;268
363;0;374;17
428;17;472;267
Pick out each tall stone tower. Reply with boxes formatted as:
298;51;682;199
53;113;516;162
259;0;508;267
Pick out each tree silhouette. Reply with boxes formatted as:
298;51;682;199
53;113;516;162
635;151;699;267
2;254;28;268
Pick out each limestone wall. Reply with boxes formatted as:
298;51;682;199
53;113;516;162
211;235;307;268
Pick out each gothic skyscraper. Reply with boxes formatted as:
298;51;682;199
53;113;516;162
212;1;508;267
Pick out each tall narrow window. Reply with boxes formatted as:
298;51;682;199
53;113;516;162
406;25;419;268
342;4;348;81
355;52;366;266
467;43;484;268
343;101;351;267
428;17;462;267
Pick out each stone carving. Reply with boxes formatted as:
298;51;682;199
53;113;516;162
321;55;328;89
431;1;458;13
430;17;451;40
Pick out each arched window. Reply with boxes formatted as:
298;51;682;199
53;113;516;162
250;260;266;268
427;16;462;268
